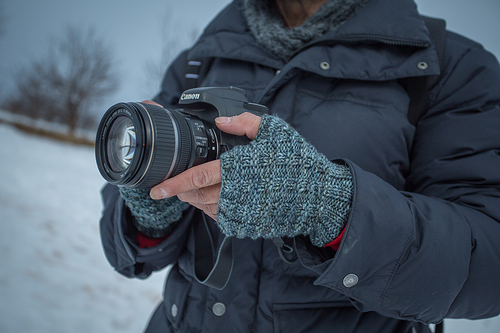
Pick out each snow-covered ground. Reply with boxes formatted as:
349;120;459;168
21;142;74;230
0;122;166;332
1;120;499;332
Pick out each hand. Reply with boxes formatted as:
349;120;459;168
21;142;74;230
215;114;353;246
149;112;262;221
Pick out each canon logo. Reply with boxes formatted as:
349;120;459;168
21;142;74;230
180;93;200;101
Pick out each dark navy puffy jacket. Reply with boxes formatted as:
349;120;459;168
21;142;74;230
99;0;500;331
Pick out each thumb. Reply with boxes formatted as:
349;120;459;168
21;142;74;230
215;112;262;140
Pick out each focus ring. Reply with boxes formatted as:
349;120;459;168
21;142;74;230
169;111;192;178
135;104;177;188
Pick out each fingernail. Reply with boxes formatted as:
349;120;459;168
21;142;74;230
215;117;231;124
150;187;169;199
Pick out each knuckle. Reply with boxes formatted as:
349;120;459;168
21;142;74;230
177;189;206;205
191;189;208;203
191;168;212;188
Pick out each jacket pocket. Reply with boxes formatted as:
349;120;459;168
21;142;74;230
273;302;427;333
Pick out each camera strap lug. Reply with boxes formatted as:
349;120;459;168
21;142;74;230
273;237;297;264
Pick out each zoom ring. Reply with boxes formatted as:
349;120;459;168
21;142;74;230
136;105;177;189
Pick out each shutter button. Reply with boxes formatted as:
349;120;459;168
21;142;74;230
212;302;226;316
343;274;359;288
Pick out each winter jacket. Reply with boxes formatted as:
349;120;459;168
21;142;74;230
99;0;500;331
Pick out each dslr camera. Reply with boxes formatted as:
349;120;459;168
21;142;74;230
95;87;268;189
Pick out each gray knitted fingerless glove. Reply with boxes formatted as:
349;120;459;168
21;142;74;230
217;115;353;247
119;187;190;238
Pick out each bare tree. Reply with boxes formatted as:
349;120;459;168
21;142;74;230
4;26;119;135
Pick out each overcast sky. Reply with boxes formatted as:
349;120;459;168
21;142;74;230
0;0;499;118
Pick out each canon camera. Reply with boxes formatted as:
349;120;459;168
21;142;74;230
95;87;268;189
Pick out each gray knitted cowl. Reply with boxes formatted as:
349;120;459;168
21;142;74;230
243;0;371;62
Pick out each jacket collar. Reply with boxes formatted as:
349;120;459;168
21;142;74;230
188;0;440;79
335;0;432;45
188;0;282;67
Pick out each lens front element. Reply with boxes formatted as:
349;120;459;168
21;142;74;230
106;115;136;173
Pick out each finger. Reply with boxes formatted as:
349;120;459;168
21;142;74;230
177;184;221;206
215;112;262;140
150;160;221;199
190;203;218;221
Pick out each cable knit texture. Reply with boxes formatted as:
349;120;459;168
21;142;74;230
218;115;353;247
119;187;190;238
243;0;371;62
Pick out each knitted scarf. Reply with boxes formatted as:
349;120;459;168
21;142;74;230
243;0;371;61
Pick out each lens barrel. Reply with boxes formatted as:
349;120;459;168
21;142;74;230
95;102;217;189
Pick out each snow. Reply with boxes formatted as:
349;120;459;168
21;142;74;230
0;121;166;332
0;119;499;332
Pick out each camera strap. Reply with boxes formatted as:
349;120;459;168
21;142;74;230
193;214;234;290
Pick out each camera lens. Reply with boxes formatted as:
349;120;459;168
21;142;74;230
95;102;218;189
106;116;136;173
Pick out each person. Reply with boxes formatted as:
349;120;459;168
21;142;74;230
99;0;500;332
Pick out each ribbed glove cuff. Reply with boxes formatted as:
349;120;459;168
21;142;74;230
118;187;190;238
218;115;353;247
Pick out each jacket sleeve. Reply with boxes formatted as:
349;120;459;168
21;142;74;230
99;49;194;279
99;183;195;278
297;32;500;324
